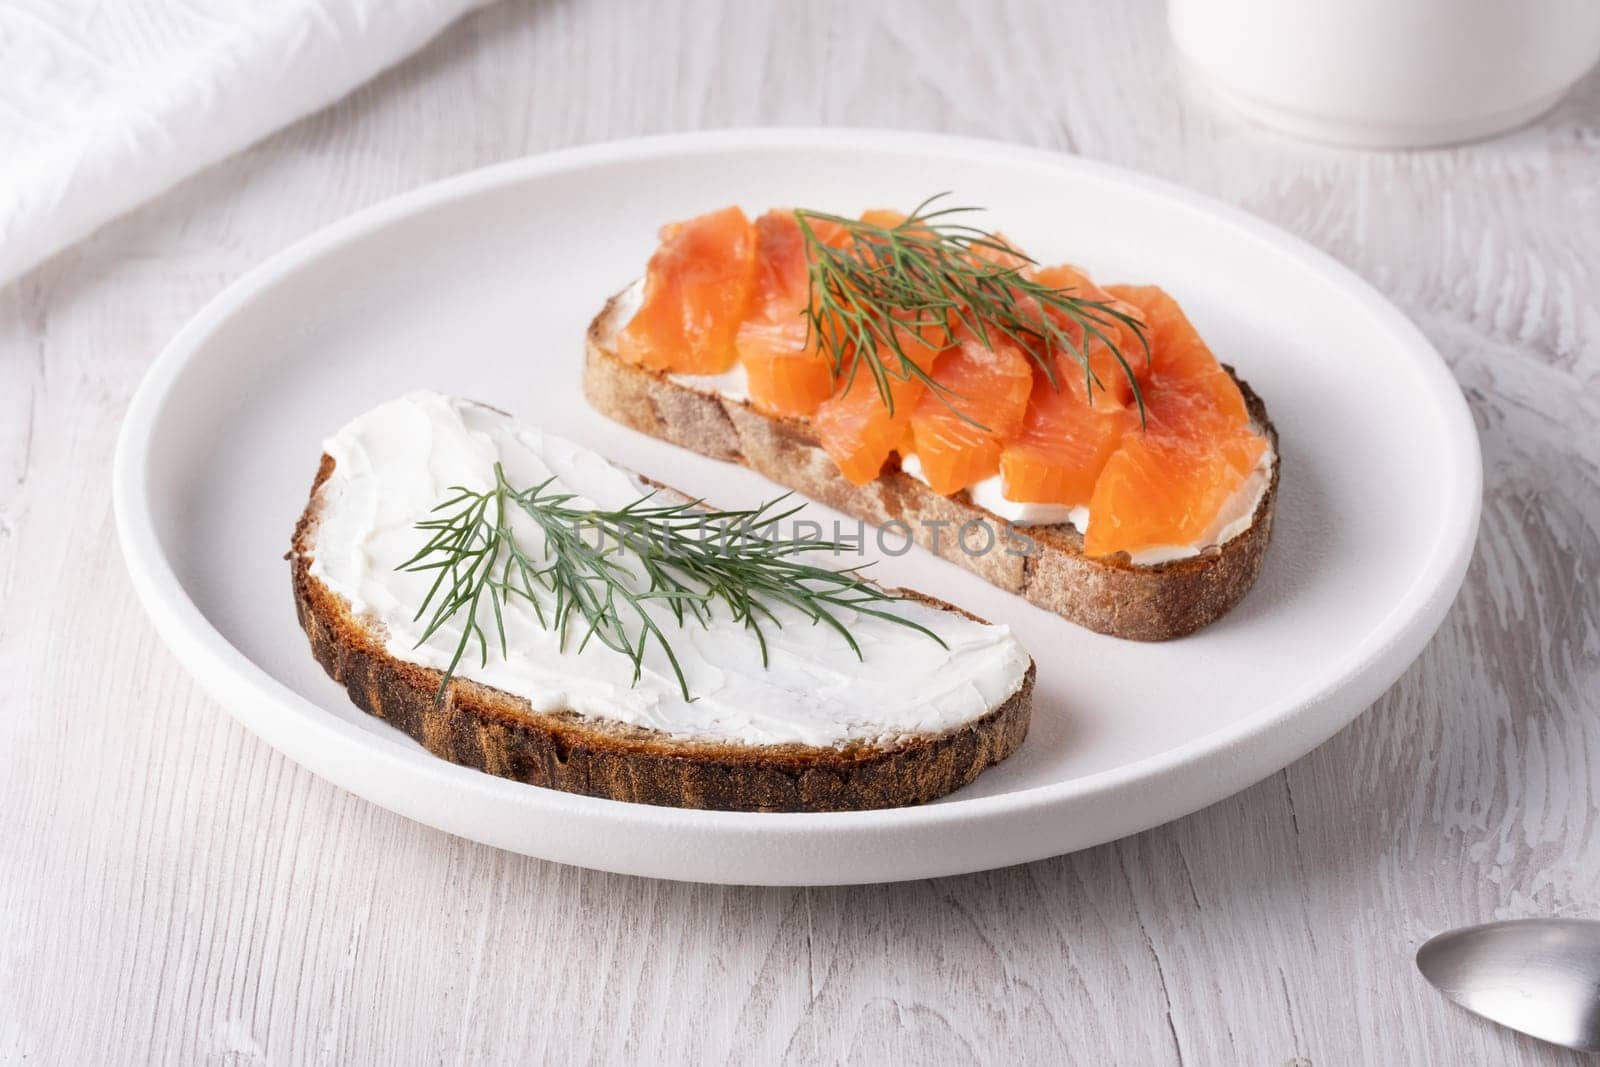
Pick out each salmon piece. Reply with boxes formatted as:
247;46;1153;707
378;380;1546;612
1082;286;1269;557
617;206;758;374
737;211;835;417
744;211;811;321
1107;284;1217;382
859;208;907;230
1107;284;1249;431
1084;433;1258;555
830;209;914;275
1028;266;1146;412
1110;284;1262;478
813;352;933;485
970;230;1031;271
907;332;1033;495
741;328;835;417
999;367;1136;506
1142;386;1264;472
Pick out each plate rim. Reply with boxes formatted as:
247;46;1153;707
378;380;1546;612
112;127;1482;880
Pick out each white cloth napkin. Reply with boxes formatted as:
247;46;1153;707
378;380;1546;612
0;0;492;286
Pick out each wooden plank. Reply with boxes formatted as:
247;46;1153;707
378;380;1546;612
1;0;1595;1062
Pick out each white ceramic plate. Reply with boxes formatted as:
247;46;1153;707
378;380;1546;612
114;129;1480;885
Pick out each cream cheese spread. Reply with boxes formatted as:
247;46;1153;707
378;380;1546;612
672;362;751;403
307;392;1031;748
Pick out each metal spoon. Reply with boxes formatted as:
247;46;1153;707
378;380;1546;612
1417;919;1600;1052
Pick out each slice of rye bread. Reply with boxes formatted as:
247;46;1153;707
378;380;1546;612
584;287;1280;641
290;454;1035;813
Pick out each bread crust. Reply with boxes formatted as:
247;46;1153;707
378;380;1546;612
583;289;1279;641
290;456;1033;813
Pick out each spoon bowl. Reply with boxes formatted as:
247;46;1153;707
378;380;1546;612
1418;919;1600;1052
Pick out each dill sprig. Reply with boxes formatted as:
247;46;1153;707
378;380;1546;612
397;464;944;703
795;194;1151;425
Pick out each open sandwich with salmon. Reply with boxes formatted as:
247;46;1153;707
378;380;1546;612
584;199;1279;640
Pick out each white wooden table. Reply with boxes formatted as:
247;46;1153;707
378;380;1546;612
3;2;1597;1062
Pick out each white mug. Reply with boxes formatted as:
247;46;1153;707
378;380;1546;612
1169;0;1600;148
